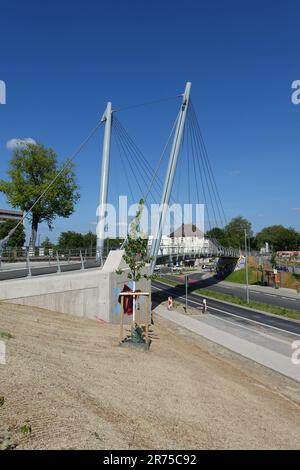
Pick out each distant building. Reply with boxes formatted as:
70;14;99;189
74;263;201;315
148;223;210;256
0;208;23;224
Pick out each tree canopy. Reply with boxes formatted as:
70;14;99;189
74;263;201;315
58;231;86;248
57;231;124;251
224;216;252;248
41;236;55;249
0;143;80;248
0;219;25;247
206;216;252;248
205;227;229;247
255;225;300;251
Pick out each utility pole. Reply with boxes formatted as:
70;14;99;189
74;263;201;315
96;101;113;262
185;274;188;312
244;229;250;303
150;82;191;273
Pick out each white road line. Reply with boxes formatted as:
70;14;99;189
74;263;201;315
201;314;293;346
152;284;300;338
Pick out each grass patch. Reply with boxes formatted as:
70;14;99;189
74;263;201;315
280;272;300;292
155;276;300;321
155;276;179;286
224;268;259;285
224;268;300;292
0;331;14;339
20;422;31;435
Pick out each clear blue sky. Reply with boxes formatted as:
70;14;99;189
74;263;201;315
0;0;299;242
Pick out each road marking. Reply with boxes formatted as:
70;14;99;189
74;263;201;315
152;283;300;338
200;313;293;346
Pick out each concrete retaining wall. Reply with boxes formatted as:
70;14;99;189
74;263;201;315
0;250;151;323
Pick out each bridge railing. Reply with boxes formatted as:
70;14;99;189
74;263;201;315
152;243;240;259
0;247;102;274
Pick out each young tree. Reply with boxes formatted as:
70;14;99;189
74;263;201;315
0;143;80;248
121;200;149;285
0;219;25;247
117;200;150;337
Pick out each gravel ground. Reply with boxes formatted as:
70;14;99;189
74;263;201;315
0;303;299;450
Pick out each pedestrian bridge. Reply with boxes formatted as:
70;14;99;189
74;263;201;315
155;243;239;263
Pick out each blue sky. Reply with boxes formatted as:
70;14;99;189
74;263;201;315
0;0;299;242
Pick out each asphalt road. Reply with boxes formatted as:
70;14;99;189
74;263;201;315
152;279;300;336
162;271;300;312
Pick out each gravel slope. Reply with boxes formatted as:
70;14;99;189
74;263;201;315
0;303;299;449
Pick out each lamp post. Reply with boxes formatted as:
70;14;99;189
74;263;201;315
185;274;188;312
244;229;250;303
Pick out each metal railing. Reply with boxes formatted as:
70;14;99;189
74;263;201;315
0;247;103;277
152;244;240;260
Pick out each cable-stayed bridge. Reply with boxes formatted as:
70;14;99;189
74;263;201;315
0;82;241;322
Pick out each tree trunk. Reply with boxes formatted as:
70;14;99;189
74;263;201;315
31;216;39;249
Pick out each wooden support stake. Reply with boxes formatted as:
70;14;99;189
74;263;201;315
120;295;124;343
145;297;149;344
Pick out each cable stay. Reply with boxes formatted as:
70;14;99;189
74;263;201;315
169;100;227;235
109;112;183;238
109;94;227;244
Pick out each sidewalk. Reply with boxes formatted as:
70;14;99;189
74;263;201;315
219;280;300;299
155;305;300;383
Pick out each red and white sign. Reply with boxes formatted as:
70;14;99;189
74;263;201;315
167;296;173;310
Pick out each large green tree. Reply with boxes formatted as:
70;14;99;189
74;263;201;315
205;227;229;247
224;216;252;248
57;231;123;252
255;225;300;251
0;219;25;247
58;231;84;248
0;143;80;248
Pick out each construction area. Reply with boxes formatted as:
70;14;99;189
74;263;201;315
0;302;299;450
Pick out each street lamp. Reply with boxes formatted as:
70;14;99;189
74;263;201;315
185;274;188;312
244;229;250;303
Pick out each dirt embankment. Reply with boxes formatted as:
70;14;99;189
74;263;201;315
0;303;299;450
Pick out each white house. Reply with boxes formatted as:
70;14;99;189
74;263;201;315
148;223;210;257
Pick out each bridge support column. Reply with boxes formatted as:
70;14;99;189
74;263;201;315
96;101;113;262
150;82;191;273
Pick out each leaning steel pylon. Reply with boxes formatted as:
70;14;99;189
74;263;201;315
96;101;113;262
149;82;191;273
